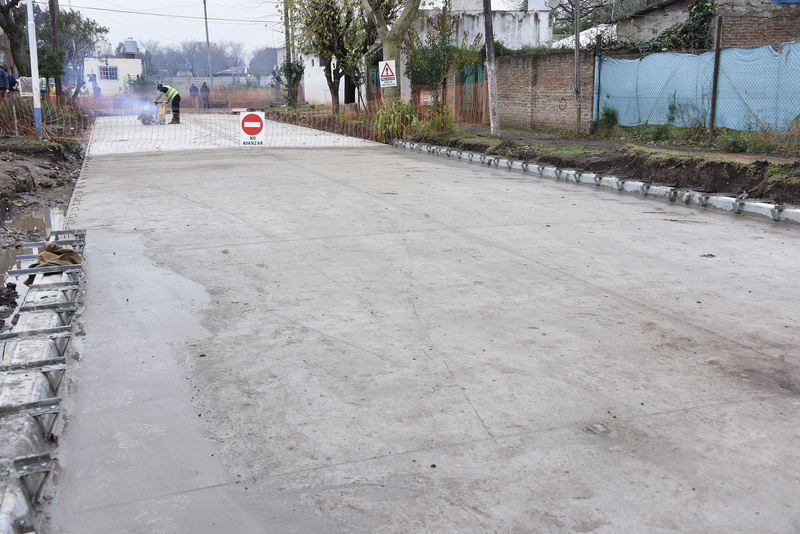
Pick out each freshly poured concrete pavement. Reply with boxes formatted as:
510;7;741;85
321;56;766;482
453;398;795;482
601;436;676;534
45;140;800;532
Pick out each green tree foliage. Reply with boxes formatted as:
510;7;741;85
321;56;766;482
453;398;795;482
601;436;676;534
361;0;423;101
296;0;367;113
616;0;715;52
274;57;306;108
403;0;481;95
39;10;109;84
37;45;66;81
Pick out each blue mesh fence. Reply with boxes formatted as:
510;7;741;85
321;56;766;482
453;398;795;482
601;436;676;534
598;42;800;131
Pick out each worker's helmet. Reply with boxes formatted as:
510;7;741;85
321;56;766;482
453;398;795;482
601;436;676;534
157;84;163;90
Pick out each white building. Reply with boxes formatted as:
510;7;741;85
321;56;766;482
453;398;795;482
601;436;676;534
446;0;555;49
84;57;144;95
302;57;347;106
300;0;556;106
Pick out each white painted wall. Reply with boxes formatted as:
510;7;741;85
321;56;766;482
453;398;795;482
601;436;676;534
84;58;143;95
418;1;554;50
302;56;346;105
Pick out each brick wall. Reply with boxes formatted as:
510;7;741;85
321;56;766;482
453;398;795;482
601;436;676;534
496;52;596;133
720;15;800;49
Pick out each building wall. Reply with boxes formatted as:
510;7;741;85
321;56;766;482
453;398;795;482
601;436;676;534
418;9;552;49
302;57;347;105
719;13;800;49
615;0;692;42
496;51;595;132
716;0;799;15
84;58;143;96
459;11;551;48
614;0;800;49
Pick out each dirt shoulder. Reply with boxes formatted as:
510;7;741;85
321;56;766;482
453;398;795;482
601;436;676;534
418;127;800;205
0;136;83;251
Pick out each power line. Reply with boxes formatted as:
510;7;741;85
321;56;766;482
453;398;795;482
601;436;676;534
65;3;277;24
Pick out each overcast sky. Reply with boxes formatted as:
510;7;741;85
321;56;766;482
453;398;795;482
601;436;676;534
50;0;285;57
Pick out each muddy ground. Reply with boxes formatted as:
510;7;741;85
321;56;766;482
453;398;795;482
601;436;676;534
0;137;83;251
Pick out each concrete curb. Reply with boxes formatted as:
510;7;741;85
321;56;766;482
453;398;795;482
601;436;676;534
393;140;800;225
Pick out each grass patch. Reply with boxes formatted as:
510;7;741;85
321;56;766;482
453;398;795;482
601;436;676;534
439;130;482;141
548;146;605;156
765;166;800;184
20;140;60;148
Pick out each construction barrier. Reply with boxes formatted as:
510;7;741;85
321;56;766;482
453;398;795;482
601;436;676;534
0;82;490;151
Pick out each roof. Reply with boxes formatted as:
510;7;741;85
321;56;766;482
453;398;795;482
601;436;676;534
548;24;617;48
213;66;247;77
610;0;689;22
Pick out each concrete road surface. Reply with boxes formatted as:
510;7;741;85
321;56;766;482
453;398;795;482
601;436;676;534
44;134;800;532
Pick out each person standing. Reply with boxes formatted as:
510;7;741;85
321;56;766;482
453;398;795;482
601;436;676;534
0;67;8;99
189;83;199;109
200;82;210;110
6;71;18;97
156;83;181;124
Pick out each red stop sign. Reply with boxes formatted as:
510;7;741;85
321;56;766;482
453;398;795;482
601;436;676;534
241;113;264;136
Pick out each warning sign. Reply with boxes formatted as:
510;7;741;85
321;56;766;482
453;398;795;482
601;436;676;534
240;111;265;146
379;60;397;88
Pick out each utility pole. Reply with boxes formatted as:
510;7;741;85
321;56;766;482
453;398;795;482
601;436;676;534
482;0;498;135
574;0;581;135
26;0;42;137
283;0;293;64
49;0;62;99
203;0;213;89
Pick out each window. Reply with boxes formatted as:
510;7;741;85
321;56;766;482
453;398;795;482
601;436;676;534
99;66;118;80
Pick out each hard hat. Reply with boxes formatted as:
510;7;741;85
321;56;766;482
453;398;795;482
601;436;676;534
157;84;163;89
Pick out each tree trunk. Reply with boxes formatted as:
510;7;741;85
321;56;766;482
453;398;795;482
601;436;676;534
0;2;30;76
381;36;403;102
7;29;29;76
362;0;421;104
323;60;341;114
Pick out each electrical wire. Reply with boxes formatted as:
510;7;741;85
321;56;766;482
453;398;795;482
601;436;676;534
48;2;279;24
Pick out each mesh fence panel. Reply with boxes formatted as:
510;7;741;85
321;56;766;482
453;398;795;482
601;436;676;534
0;82;489;152
599;43;800;131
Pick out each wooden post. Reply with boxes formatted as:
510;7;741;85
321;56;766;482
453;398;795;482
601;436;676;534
708;16;723;142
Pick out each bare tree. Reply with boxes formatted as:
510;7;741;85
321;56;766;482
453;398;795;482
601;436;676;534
225;41;247;67
180;40;206;75
553;0;608;34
